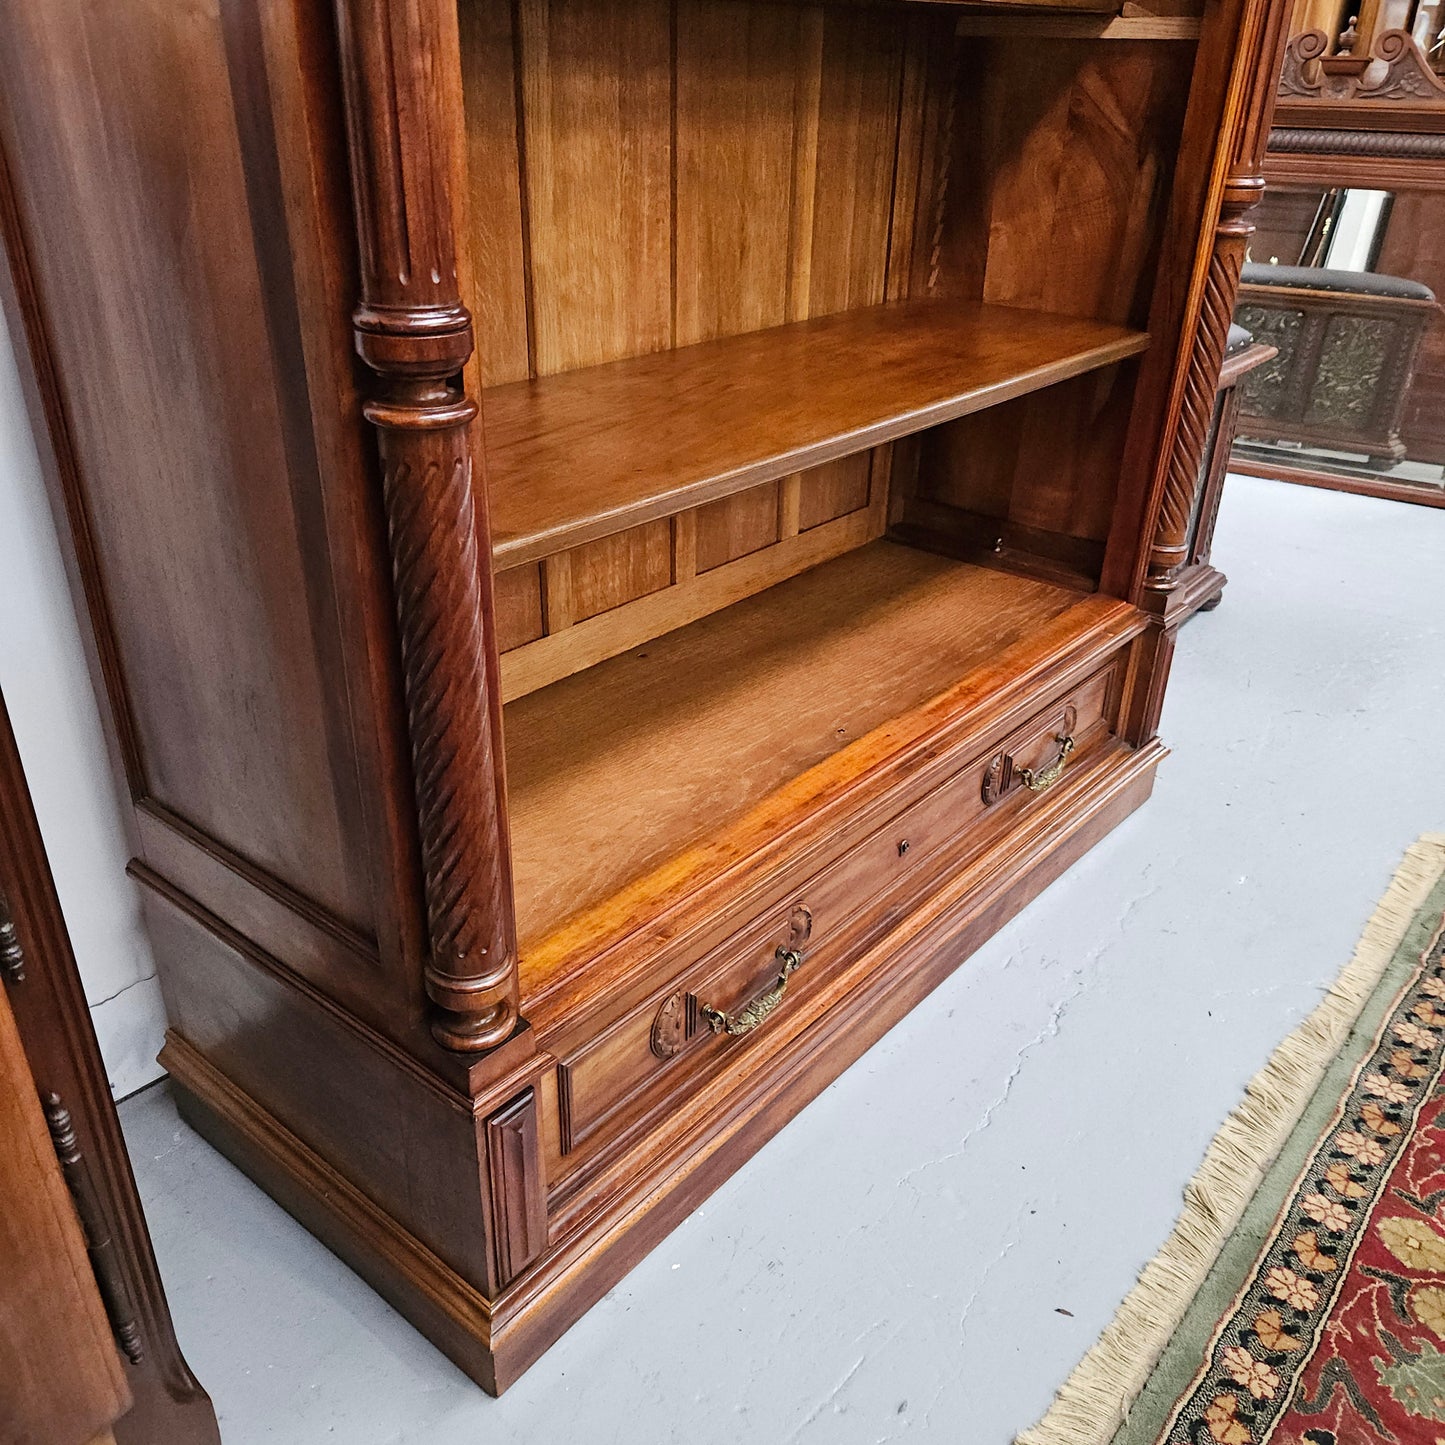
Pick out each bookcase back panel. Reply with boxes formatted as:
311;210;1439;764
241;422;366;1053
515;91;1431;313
916;363;1138;535
904;36;1196;583
495;450;893;698
458;0;949;385
938;37;1195;328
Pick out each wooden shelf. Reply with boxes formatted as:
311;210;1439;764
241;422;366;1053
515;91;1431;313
483;302;1149;570
507;541;1119;956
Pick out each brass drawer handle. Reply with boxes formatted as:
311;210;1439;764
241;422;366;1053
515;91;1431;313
700;947;804;1037
1016;735;1074;793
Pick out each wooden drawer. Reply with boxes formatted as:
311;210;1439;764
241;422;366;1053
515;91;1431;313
552;652;1125;1169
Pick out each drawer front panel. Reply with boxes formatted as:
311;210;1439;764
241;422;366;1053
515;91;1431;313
552;651;1126;1168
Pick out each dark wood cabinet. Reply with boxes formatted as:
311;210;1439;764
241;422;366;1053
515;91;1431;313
0;688;219;1445
0;0;1288;1395
0;979;129;1445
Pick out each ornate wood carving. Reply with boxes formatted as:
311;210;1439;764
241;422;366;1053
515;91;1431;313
1269;127;1445;156
1141;0;1289;608
43;1091;146;1364
1235;279;1435;459
332;0;518;1052
1146;173;1265;588
650;990;690;1060
1278;28;1331;97
1279;28;1445;101
1360;30;1445;100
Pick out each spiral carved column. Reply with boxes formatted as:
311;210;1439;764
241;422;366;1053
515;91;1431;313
335;0;519;1053
1145;172;1265;592
365;367;518;1053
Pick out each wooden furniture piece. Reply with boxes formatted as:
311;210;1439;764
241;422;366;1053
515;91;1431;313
1175;323;1278;618
0;0;1288;1395
1234;261;1439;459
1228;8;1445;502
1377;191;1445;467
0;967;128;1445
0;689;220;1445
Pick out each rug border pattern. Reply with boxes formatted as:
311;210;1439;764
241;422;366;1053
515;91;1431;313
1156;913;1445;1442
1018;834;1445;1445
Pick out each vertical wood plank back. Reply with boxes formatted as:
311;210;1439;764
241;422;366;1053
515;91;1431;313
803;13;907;316
518;0;673;374
797;454;873;532
458;0;532;386
674;2;800;345
461;0;950;379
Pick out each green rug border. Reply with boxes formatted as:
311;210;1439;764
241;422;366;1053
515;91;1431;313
1110;870;1445;1444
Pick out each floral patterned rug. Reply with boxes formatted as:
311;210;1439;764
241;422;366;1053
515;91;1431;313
1022;836;1445;1445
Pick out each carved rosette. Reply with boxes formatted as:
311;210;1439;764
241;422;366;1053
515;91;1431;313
1145;174;1265;591
335;0;519;1052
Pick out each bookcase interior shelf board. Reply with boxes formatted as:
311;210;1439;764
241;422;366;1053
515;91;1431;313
482;302;1151;569
506;541;1116;956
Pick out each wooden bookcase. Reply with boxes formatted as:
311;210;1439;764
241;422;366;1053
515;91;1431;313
0;0;1286;1394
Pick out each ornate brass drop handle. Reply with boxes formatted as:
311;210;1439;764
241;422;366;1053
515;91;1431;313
1016;735;1074;793
700;946;805;1038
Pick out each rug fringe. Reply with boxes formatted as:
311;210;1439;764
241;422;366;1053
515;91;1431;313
1016;833;1445;1445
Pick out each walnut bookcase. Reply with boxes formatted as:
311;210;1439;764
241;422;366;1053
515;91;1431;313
0;0;1286;1394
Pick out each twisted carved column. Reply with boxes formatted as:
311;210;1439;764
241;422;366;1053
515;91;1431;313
1145;171;1265;591
334;0;518;1052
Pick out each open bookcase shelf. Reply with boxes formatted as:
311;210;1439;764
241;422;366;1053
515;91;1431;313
482;301;1149;570
506;540;1117;963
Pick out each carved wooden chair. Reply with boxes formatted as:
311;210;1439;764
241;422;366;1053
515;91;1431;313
1235;262;1440;465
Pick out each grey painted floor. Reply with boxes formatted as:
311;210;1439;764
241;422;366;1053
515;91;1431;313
121;473;1445;1445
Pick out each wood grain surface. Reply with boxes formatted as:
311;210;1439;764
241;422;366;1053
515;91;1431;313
0;981;128;1445
505;541;1091;945
484;300;1148;568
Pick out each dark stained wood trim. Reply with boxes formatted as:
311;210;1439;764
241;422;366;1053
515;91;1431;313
1228;452;1445;507
1269;125;1445;151
0;690;220;1445
1140;0;1291;593
484;1089;548;1288
136;801;379;963
1271;105;1445;133
129;862;486;1114
1263;137;1445;191
331;0;521;1054
0;125;147;804
163;1030;503;1393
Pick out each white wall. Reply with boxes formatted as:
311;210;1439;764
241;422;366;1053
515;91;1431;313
0;305;166;1098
